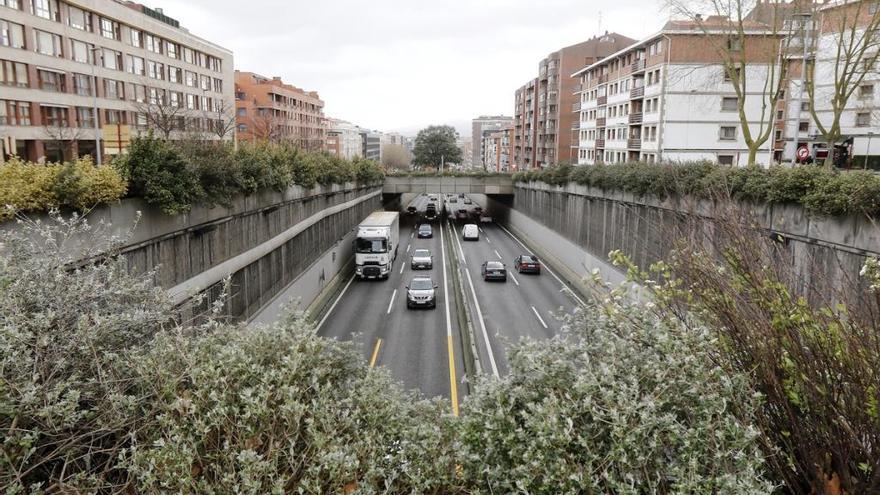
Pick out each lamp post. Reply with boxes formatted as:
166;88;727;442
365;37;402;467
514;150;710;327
865;132;874;169
89;47;103;165
790;12;812;166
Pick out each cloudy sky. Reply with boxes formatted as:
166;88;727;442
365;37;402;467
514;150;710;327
159;0;666;135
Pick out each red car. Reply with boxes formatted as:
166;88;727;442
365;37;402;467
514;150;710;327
514;254;541;274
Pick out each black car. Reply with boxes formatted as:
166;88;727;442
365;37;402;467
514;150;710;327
418;224;433;238
481;261;507;282
514;254;542;274
406;206;418;215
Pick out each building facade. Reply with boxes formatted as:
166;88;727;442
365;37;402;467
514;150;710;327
234;71;325;151
482;125;514;172
573;20;787;166
0;0;234;162
513;33;635;170
325;118;362;159
360;129;380;161
471;115;512;168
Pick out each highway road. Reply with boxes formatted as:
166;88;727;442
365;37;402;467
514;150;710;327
316;193;582;409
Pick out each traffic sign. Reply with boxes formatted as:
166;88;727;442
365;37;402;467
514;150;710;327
797;145;810;160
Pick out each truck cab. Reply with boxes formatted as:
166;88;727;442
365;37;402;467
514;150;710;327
355;211;400;279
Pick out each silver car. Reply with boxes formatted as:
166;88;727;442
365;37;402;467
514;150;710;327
410;248;433;270
406;277;437;309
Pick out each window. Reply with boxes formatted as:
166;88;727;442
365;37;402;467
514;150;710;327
72;73;92;96
719;125;737;140
184;70;197;87
75;107;94;127
718;154;735;165
37;69;65;92
775;129;783;141
165;40;178;59
131;83;145;103
856;112;871;127
1;19;25;48
800;101;810;111
0;59;27;86
148;87;165;105
147;60;163;79
1;100;31;125
723;66;742;82
168;66;181;83
721;96;738;111
169;91;181;107
776;109;784;120
200;74;210;91
102;48;122;70
186;93;196;109
1;0;22;8
145;34;162;54
182;46;194;64
41;105;68;127
213;78;222;93
70;39;93;63
68;5;91;31
104;78;123;99
859;84;874;99
127;55;144;75
135;112;147;130
32;0;59;21
237;124;247;133
129;27;142;47
727;37;743;52
104;109;122;124
35;29;62;56
798;120;810;132
99;17;119;40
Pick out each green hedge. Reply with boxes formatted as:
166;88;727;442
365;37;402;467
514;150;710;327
513;162;880;217
0;157;127;220
114;136;385;215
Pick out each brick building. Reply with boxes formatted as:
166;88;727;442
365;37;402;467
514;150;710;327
0;0;234;162
234;71;325;151
471;115;512;168
513;33;634;169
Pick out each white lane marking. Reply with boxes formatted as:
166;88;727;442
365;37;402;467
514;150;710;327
485;236;491;244
479;227;484;233
411;232;415;239
399;263;405;274
531;305;548;329
464;267;500;377
450;220;467;263
316;274;355;332
387;289;397;314
406;244;411;253
494;249;502;260
510;272;520;286
496;224;586;306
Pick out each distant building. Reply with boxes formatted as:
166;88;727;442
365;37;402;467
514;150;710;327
0;0;234;162
360;130;380;161
513;33;635;169
234;71;325;151
325;118;363;159
483;126;515;172
471;115;513;168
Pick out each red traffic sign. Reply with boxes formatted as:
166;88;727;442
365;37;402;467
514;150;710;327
797;146;810;160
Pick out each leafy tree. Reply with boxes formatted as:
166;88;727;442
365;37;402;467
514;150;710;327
381;143;411;170
412;125;461;169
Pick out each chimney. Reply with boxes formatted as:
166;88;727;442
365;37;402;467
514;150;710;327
155;7;163;13
695;13;702;21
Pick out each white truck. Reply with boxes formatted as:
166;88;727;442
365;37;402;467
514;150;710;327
355;211;400;280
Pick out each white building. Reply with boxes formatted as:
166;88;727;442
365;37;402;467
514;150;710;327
326;119;363;159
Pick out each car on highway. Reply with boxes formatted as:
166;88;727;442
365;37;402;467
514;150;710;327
406;277;437;309
462;223;479;241
456;208;469;220
481;261;507;282
514;254;542;274
417;224;433;238
463;197;472;205
410;248;433;270
406;205;417;215
449;196;458;204
425;204;437;221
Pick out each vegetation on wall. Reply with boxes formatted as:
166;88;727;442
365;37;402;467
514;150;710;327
0;156;127;220
0;215;769;493
513;162;880;217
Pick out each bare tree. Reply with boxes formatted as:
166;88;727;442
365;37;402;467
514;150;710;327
380;144;411;170
805;0;880;168
205;98;237;140
132;98;190;140
248;111;285;142
43;121;86;162
666;0;794;165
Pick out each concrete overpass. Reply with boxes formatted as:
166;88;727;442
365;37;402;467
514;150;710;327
383;175;515;195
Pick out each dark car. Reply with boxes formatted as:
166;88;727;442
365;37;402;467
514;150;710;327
514;254;542;274
406;206;418;215
406;277;437;309
463;197;472;205
481;261;507;282
418;224;433;238
456;208;469;220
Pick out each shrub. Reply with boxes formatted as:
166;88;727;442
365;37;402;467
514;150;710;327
0;157;58;219
52;157;127;211
114;135;203;215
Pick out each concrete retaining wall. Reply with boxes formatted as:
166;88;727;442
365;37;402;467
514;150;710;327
511;181;879;299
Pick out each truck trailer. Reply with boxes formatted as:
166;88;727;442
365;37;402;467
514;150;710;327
355;211;400;280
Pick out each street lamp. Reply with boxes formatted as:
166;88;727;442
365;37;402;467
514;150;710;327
865;132;874;169
89;46;102;165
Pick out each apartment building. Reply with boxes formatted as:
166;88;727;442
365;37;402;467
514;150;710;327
513;33;635;169
324;118;362;159
360;129;380;161
0;0;234;162
471;115;512;168
234;71;325;151
482;125;514;172
573;18;786;166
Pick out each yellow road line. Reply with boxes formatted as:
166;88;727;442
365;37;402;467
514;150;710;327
447;335;459;416
369;338;382;368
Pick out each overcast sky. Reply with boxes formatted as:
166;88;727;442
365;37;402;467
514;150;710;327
159;0;666;135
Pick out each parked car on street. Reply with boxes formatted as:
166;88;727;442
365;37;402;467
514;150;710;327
410;249;433;270
481;261;507;282
406;277;437;309
514;254;542;274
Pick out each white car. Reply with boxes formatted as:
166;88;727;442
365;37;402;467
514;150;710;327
462;224;479;241
410;248;433;270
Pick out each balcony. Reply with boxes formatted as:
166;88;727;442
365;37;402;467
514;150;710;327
547;92;557;103
630;86;644;99
629;112;643;124
597;74;608;84
597;95;607;106
572;121;581;130
596;117;606;127
632;59;646;73
595;138;605;148
627;138;642;149
572;102;582;112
